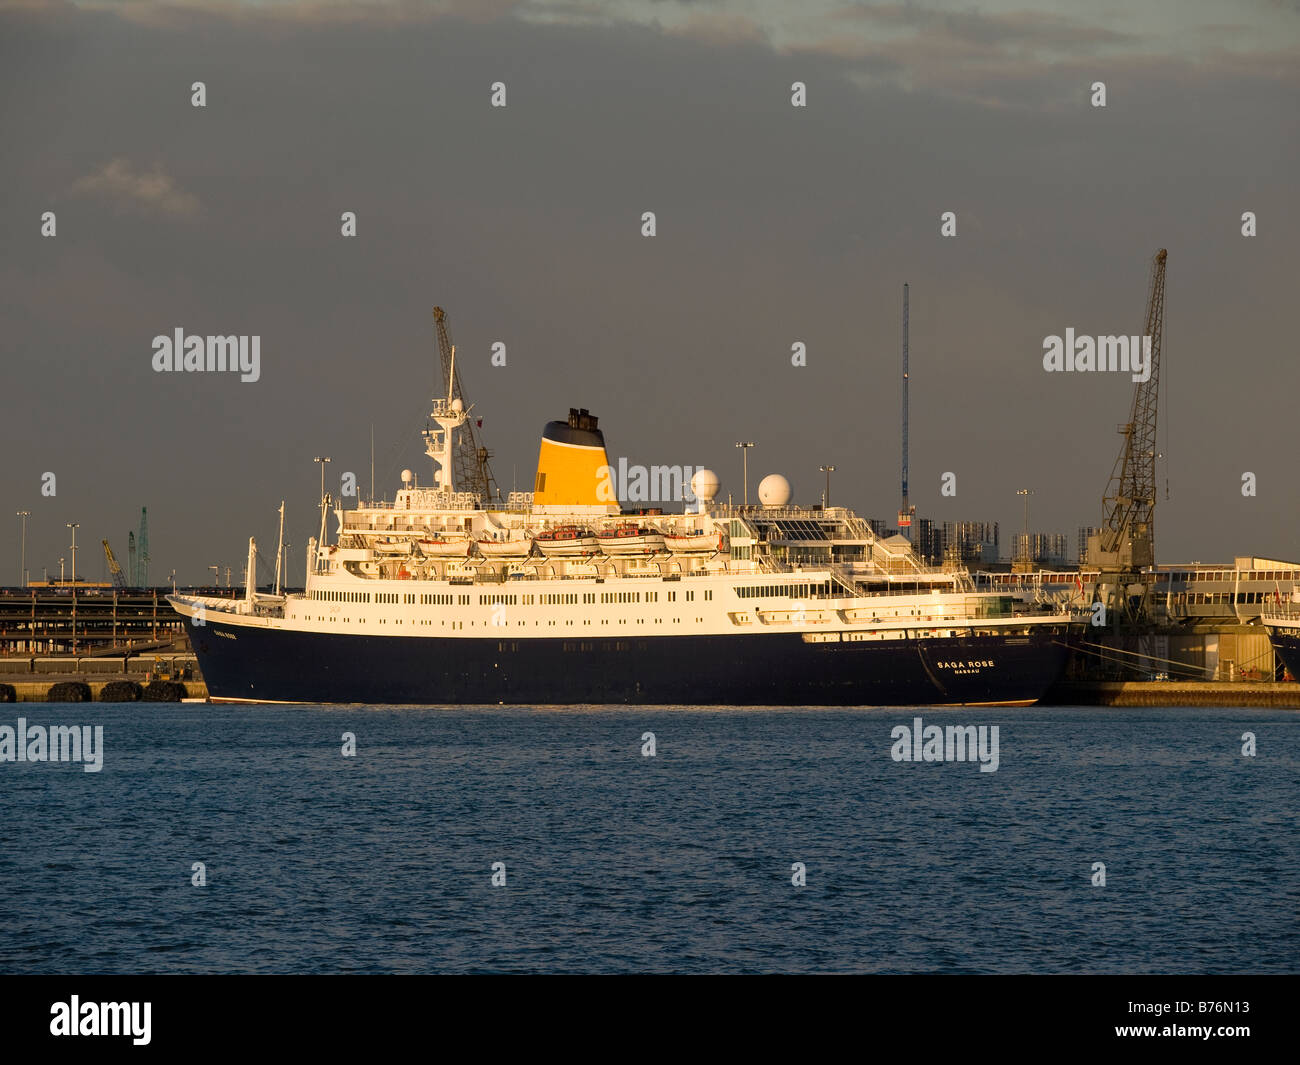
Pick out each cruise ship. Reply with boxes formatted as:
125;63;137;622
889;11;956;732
168;353;1081;705
1262;603;1300;680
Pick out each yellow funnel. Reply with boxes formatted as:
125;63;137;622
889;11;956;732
533;408;615;508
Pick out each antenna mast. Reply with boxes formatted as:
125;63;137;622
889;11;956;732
898;283;915;538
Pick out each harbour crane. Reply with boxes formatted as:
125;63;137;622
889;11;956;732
1087;248;1167;625
432;307;501;504
102;539;127;590
137;507;150;588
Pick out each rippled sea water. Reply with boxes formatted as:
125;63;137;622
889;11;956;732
0;704;1295;974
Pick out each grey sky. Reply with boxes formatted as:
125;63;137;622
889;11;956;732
1;0;1296;583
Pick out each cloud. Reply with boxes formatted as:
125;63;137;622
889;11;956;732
70;158;201;217
75;0;527;28
828;4;1135;51
666;11;768;48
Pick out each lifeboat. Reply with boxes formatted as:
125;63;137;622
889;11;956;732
476;536;534;559
416;536;471;558
371;539;414;557
534;526;600;556
596;524;666;554
664;529;723;554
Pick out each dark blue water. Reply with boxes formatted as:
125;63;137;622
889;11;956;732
0;704;1295;973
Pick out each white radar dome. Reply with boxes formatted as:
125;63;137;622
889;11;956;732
690;468;720;502
758;474;791;506
400;468;413;485
451;398;464;412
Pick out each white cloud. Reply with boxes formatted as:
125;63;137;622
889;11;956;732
70;158;201;217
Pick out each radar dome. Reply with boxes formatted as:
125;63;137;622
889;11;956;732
690;468;720;502
758;474;791;506
400;469;413;485
451;398;464;412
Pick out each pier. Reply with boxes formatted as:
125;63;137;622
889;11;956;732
0;586;200;656
1044;680;1300;708
0;653;205;702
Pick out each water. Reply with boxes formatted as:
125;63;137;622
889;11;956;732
0;704;1295;973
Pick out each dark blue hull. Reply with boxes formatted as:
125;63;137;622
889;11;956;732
1269;629;1300;680
184;617;1071;705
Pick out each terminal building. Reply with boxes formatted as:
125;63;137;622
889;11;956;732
980;557;1300;681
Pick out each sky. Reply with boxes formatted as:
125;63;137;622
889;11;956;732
1;0;1297;584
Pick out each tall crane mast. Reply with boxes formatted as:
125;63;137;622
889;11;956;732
102;540;127;590
432;307;501;505
1088;248;1167;621
137;507;150;589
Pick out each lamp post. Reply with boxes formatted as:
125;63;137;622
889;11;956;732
66;524;80;654
59;557;66;584
16;511;30;586
819;465;836;508
66;522;79;585
735;442;755;507
314;456;332;504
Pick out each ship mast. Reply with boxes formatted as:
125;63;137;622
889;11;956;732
423;339;470;496
432;306;501;503
273;500;285;596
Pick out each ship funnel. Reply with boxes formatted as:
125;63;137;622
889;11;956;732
533;408;619;513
